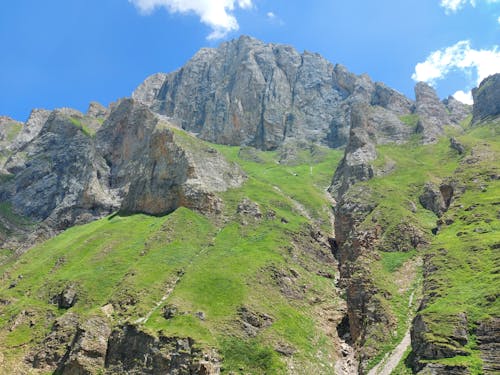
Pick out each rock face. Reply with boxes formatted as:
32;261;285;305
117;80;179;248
472;73;500;123
329;103;377;198
476;318;500;374
414;83;451;144
133;36;421;150
0;99;244;237
105;325;220;374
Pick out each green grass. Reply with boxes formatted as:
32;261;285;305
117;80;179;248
69;117;95;137
0;136;343;373
399;114;420;128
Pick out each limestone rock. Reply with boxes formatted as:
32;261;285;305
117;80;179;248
472;73;500;123
133;36;416;150
444;96;471;124
476;318;500;374
9;109;51;152
371;82;413;115
29;312;80;369
105;325;220;374
329;103;377;198
414;82;450;143
86;101;108;119
450;137;465;155
58;316;111;375
1;108;118;229
97;99;245;216
419;182;454;217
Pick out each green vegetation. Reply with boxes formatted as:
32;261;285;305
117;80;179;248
0;142;343;373
363;121;499;372
69;117;95;136
399;114;420;128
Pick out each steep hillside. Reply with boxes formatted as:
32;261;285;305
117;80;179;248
331;111;499;374
0;132;348;374
0;37;498;374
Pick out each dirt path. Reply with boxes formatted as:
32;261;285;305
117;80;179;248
273;186;312;220
366;291;416;375
135;238;215;325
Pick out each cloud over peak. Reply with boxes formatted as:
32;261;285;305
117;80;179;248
440;0;500;13
129;0;253;40
412;40;500;104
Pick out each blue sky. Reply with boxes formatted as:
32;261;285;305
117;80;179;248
1;0;499;121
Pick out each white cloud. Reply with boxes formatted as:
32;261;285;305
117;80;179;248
452;90;473;104
412;40;500;104
440;0;500;13
266;11;276;19
129;0;254;40
412;40;500;86
498;15;500;23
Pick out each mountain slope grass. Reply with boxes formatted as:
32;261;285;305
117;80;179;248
0;141;344;374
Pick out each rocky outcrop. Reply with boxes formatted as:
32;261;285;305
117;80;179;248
418;182;454;217
443;96;471;124
329;103;377;198
472;73;500;123
476;318;500;375
105;325;220;374
0;99;244;236
8;109;51;152
86;101;108;119
133;36;420;150
1;108;115;228
98;99;245;216
414;83;451;144
57;316;111;374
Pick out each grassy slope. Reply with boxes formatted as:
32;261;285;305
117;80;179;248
0;139;343;374
358;120;499;373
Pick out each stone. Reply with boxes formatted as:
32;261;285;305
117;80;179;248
443;96;471;124
105;325;220;374
133;36;418;150
329;102;377;198
414;82;451;143
86;101;108;119
52;284;78;309
236;198;262;219
450;137;465;155
58;316;111;375
238;306;273;337
472;73;500;123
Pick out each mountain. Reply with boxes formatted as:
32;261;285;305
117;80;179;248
133;36;469;149
0;37;498;374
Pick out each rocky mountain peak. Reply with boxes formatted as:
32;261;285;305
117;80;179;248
133;37;446;150
472;73;500;123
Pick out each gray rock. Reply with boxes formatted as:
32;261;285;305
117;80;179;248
419;182;454;217
450;137;465;155
29;313;80;369
86;101;108;119
58;316;111;375
9;109;51;152
133;36;415;150
472;73;500;123
329;103;377;199
371;82;413;115
444;96;471;124
237;198;262;219
2;108;118;229
476;318;500;374
97;99;245;216
414;82;451;143
57;284;78;309
105;325;220;374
